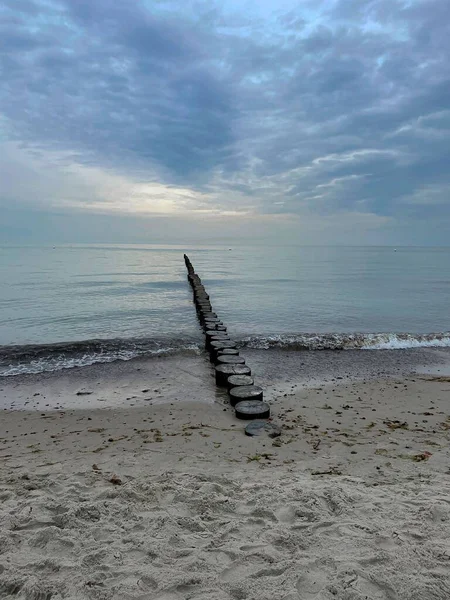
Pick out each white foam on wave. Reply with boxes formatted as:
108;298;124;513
2;332;450;377
361;333;450;350
241;332;450;351
0;344;201;377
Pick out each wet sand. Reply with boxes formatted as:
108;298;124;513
2;345;450;411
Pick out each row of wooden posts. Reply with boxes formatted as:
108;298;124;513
183;254;270;421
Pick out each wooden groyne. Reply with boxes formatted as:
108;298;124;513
183;254;270;422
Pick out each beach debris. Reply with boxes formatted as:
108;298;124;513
312;439;321;450
247;453;275;463
375;448;389;455
400;451;433;462
247;454;262;462
109;474;123;485
245;420;281;437
235;400;270;420
311;467;342;476
383;420;409;430
92;464;101;471
76;391;93;396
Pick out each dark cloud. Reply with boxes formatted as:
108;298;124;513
0;0;236;181
0;0;449;231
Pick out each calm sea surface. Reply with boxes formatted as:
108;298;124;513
1;244;449;374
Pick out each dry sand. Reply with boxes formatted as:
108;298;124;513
1;359;450;599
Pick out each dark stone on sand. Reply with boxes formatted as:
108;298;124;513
229;385;263;406
215;364;251;387
245;421;281;437
235;400;270;420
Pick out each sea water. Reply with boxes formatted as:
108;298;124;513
1;244;449;375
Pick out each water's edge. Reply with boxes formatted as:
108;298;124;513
1;332;450;377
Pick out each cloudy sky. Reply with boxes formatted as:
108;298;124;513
1;0;449;244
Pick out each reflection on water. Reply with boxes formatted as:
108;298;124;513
1;244;450;345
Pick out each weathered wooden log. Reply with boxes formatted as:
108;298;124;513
215;364;251;387
235;400;270;420
229;385;263;407
209;340;238;361
216;355;246;366
226;374;254;391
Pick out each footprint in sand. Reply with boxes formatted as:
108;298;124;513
296;566;329;598
275;506;296;523
349;572;398;600
220;557;268;582
137;575;158;592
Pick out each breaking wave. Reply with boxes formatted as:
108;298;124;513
239;332;450;351
0;337;202;377
1;332;450;377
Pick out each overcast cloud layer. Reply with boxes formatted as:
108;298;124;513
1;0;449;244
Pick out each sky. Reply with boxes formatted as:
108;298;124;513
0;0;449;245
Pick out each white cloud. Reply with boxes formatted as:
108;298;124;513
400;183;450;206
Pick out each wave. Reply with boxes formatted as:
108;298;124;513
0;337;202;377
240;332;450;351
1;332;450;377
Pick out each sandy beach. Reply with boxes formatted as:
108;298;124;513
1;350;450;599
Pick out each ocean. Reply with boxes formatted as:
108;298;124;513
1;244;450;376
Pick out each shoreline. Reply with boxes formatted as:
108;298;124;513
2;331;450;378
1;373;450;598
2;345;450;411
